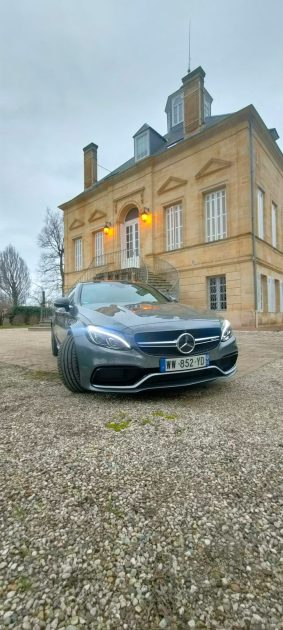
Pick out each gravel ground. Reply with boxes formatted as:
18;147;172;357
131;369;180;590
0;359;282;630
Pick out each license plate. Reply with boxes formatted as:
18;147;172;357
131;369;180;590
160;354;209;373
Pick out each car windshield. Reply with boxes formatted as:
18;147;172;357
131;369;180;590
80;282;169;307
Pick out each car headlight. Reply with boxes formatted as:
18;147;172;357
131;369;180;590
86;325;131;350
221;319;233;342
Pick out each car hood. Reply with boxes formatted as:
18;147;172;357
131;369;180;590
79;302;222;334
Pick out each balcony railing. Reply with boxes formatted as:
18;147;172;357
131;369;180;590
91;248;140;272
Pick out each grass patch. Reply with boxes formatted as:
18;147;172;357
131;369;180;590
163;413;178;421
17;576;32;592
152;410;178;420
12;505;26;520
105;420;131;432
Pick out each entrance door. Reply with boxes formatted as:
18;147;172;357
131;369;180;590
121;208;140;268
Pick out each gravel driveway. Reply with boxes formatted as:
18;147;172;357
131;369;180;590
0;332;283;629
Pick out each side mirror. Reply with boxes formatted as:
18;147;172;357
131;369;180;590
54;297;70;311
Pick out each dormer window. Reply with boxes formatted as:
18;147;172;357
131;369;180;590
135;131;149;161
172;95;184;126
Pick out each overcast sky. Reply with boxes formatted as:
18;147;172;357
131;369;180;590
1;0;283;277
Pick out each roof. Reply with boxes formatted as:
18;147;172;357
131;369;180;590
96;115;231;182
59;106;283;210
133;123;166;141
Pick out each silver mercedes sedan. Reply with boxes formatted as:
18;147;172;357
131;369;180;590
51;281;238;394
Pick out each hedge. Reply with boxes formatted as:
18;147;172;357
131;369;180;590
6;306;53;325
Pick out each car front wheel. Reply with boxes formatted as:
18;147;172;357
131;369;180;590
57;335;86;393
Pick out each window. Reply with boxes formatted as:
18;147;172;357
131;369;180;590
135;132;149;161
280;282;283;313
74;237;83;271
172;95;184;126
166;204;183;251
94;231;104;266
205;189;227;242
267;277;276;312
208;276;227;310
257;188;264;239
80;282;169;306
271;203;277;248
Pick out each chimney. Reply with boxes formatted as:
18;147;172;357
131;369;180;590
182;66;206;137
83;142;98;189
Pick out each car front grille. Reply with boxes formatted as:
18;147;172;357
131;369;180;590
135;328;220;356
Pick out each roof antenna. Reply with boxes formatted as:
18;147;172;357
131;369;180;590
188;19;191;73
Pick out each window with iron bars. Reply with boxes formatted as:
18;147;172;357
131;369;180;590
208;275;227;310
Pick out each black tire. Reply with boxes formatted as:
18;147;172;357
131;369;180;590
57;335;86;393
51;329;59;357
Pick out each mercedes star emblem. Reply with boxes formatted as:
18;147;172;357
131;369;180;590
176;332;195;355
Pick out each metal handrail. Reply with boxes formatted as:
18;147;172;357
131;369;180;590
147;255;179;298
64;249;179;299
65;248;148;293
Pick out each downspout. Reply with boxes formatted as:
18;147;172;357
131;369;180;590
249;118;258;328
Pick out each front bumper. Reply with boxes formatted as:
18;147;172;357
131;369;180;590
74;332;238;394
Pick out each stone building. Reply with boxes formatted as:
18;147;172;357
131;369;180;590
59;66;283;328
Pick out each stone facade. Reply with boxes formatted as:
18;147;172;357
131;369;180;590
59;68;283;328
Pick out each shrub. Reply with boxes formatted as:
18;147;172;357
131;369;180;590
8;306;52;325
12;313;25;325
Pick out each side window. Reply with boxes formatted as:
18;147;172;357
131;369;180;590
172;95;184;126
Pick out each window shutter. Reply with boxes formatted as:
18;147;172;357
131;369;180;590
166;205;183;251
257;273;263;312
271;204;277;247
205;190;226;242
257;189;264;239
120;222;126;268
74;238;83;271
95;231;104;266
267;277;275;312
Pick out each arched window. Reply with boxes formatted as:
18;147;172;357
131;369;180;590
172;95;184;127
125;207;139;222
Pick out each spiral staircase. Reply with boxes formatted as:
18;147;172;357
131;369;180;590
66;249;179;300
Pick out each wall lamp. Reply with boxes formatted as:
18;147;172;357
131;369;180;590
140;207;150;222
103;221;112;235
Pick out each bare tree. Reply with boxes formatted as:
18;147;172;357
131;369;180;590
38;208;64;296
0;245;31;306
0;289;12;323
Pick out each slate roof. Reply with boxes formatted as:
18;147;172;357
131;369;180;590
59;106;282;209
101;115;231;182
